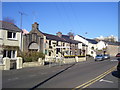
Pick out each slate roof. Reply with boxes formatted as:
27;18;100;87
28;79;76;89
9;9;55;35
78;35;98;44
43;33;83;44
0;21;21;32
43;33;67;42
86;38;98;44
62;35;82;44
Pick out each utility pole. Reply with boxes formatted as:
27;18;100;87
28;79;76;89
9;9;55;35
18;11;27;51
19;11;27;29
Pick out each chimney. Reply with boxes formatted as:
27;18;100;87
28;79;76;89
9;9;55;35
56;32;62;38
69;35;74;40
32;22;39;31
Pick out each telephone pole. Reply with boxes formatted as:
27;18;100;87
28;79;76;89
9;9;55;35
19;11;27;29
18;11;27;51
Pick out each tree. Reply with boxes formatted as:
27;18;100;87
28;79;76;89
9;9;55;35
67;32;74;36
3;17;16;24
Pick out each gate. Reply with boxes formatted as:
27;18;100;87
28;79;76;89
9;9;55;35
10;60;16;69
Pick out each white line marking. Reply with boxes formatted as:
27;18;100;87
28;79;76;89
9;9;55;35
99;79;114;83
41;72;47;75
29;75;37;77
110;60;118;61
8;77;19;81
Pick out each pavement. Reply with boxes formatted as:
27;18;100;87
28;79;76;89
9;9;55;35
2;57;120;89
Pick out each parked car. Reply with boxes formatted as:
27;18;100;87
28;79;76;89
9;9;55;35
116;53;120;57
95;54;104;61
117;58;120;74
103;54;110;59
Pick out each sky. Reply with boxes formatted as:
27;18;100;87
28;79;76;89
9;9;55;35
2;2;118;39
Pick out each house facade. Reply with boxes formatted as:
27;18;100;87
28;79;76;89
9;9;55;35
0;21;22;62
23;22;85;58
74;35;98;57
23;22;46;53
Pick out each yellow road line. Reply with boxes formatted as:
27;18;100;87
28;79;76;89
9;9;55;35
73;66;116;90
82;66;116;88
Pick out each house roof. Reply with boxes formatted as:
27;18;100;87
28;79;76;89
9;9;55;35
77;35;98;44
43;33;67;42
86;38;98;44
43;33;83;44
0;21;21;32
62;35;82;44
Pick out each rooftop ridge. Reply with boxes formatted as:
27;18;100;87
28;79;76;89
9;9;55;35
0;20;14;24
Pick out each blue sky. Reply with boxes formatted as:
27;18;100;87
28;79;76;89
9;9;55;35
2;2;118;39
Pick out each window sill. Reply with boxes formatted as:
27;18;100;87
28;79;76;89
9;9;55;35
7;38;18;41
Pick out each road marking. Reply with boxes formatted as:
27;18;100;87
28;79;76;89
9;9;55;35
73;66;116;90
8;77;19;81
41;72;47;75
29;75;37;77
110;60;118;61
99;79;113;83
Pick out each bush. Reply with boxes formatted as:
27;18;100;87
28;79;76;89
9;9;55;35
18;51;45;62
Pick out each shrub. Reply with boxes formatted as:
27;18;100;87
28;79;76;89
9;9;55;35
18;51;45;62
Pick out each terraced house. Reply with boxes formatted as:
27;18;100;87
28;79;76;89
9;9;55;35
23;22;85;58
0;21;22;62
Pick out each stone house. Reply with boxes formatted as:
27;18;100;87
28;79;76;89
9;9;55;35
0;21;22;62
23;22;45;53
23;22;85;58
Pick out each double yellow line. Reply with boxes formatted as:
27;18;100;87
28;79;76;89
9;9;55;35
73;66;117;90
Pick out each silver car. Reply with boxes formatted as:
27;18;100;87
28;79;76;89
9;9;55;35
95;54;104;61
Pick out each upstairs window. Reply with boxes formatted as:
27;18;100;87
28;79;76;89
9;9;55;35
7;31;16;39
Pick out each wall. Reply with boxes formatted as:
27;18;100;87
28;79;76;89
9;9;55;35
74;35;97;57
106;45;119;56
0;29;21;47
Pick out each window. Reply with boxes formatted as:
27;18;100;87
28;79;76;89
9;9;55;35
7;31;16;39
3;50;16;58
49;52;51;56
8;32;12;38
13;33;16;38
49;40;51;45
45;50;47;55
56;48;60;54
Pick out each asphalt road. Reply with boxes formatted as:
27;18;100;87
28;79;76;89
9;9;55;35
2;57;119;89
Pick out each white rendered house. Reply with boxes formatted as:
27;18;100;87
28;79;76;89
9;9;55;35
74;35;98;58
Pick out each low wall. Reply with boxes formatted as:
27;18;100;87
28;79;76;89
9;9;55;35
63;57;86;64
23;62;41;67
78;57;86;62
64;58;76;63
23;58;44;68
0;64;4;70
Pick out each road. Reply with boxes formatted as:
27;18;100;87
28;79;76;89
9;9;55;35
2;57;120;89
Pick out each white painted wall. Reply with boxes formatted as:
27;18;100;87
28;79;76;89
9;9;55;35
0;29;21;47
74;35;97;57
74;35;89;45
97;41;107;50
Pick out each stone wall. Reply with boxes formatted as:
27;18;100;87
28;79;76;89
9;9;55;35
23;58;44;68
106;45;119;56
